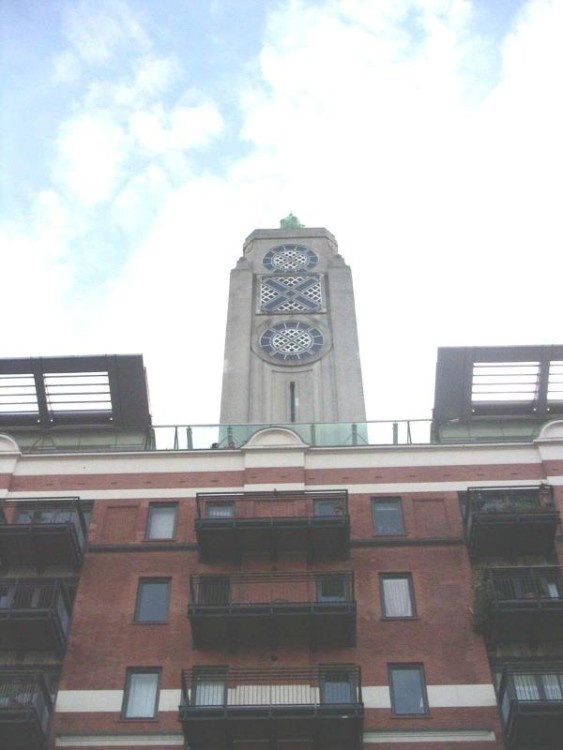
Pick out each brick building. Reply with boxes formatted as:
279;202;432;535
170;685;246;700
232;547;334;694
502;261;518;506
1;226;563;750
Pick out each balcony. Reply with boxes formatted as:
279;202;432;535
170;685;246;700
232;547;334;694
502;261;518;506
195;491;350;562
189;572;356;650
179;665;363;750
0;671;53;750
0;579;72;655
0;498;87;569
462;486;559;557
498;665;563;749
482;567;563;643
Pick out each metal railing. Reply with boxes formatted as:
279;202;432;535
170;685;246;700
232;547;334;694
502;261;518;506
196;490;348;522
0;579;71;632
0;671;53;733
189;572;354;608
7;416;552;453
487;567;563;603
465;485;555;522
181;666;362;709
498;664;563;724
0;498;87;549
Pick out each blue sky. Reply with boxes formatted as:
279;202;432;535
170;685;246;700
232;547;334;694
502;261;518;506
2;0;562;424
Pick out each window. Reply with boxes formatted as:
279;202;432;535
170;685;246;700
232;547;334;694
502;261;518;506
314;499;342;517
513;672;563;701
122;670;160;718
146;504;177;540
193;671;226;706
380;575;415;618
16;507;71;524
316;575;349;603
389;665;428;715
197;577;231;605
206;501;235;519
372;499;404;535
320;669;355;704
135;580;170;623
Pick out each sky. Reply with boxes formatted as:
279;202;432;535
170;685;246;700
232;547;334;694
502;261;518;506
1;0;562;426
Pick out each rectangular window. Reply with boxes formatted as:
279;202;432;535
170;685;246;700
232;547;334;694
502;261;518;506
146;504;177;540
135;580;170;623
372;499;404;535
316;575;348;603
197;577;231;605
206;502;235;519
320;669;355;704
193;672;226;706
123;670;160;718
380;575;415;618
389;665;428;715
314;499;342;517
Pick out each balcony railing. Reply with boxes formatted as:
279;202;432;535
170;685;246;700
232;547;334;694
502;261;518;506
498;664;563;749
462;486;559;556
9;417;551;453
189;571;356;649
0;671;53;750
0;498;87;569
0;579;72;654
180;665;363;750
195;491;350;562
481;567;563;643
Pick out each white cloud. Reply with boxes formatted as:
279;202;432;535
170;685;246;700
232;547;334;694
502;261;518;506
4;0;563;425
54;113;128;205
62;0;150;65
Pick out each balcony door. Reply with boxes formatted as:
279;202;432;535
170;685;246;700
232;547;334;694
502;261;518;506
198;577;231;606
320;670;354;704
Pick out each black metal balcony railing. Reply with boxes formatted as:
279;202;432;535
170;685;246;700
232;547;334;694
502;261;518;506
0;579;72;654
463;486;559;556
180;665;363;750
188;572;356;649
195;491;350;562
498;664;563;749
0;498;87;569
482;567;563;643
0;671;53;750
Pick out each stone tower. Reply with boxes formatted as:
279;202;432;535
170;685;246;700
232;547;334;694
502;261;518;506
220;225;366;426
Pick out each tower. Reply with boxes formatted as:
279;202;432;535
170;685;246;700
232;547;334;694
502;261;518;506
220;223;366;426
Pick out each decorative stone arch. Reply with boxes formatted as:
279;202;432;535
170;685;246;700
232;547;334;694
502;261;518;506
242;426;309;450
0;433;20;453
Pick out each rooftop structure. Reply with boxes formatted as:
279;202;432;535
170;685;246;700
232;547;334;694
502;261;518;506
1;227;562;750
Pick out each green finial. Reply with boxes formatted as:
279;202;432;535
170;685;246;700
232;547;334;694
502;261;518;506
280;212;304;229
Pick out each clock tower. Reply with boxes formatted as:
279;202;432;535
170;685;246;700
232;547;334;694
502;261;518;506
220;223;366;426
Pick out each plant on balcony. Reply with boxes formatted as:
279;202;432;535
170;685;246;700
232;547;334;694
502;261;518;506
471;569;493;635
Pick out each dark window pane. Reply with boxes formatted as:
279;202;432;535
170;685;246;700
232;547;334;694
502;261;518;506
136;580;170;622
373;500;404;535
198;577;230;605
316;576;347;602
390;667;426;715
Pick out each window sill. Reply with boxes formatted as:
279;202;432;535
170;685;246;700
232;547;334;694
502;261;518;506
390;712;431;719
119;717;160;722
143;537;178;543
382;616;419;621
132;620;169;625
